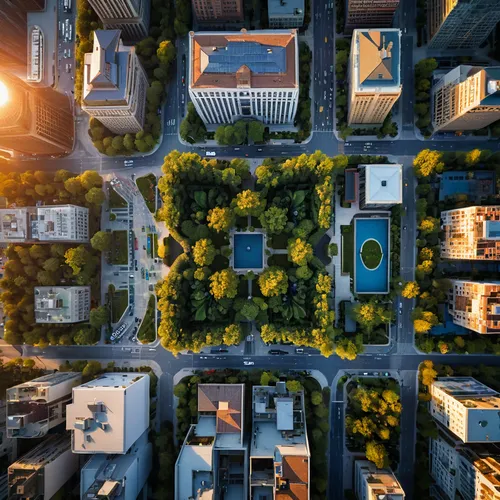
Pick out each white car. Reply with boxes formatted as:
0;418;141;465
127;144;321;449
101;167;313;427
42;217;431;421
243;361;254;366
206;151;216;157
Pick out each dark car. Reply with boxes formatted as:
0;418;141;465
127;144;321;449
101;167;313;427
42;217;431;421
211;348;228;353
269;349;288;355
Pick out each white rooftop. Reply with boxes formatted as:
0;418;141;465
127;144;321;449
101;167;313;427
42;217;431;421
66;373;149;454
363;164;402;205
276;398;293;431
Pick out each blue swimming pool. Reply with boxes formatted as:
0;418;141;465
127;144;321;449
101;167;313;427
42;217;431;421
233;233;264;270
354;218;389;294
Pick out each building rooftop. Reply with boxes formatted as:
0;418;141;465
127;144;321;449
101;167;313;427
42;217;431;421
353;29;401;91
198;384;244;437
356;460;405;499
34;286;90;323
268;0;305;17
190;30;297;89
66;373;149;454
83;30;130;105
0;208;29;242
363;164;402;204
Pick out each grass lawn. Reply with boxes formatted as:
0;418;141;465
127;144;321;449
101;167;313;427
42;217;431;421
108;186;127;208
148;233;159;258
111;230;128;265
136;174;156;213
269;232;290;249
341;225;354;275
212;254;229;271
137;295;156;343
111;290;129;323
267;253;291;268
361;239;382;270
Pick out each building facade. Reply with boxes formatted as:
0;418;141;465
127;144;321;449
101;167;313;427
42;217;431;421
432;66;500;132
8;435;79;500
345;0;400;32
348;29;402;126
82;30;148;134
175;384;248;499
430;430;500;500
354;460;404;499
448;280;500;335
428;0;500;50
188;29;299;126
67;373;150;454
87;0;150;41
34;286;91;324
268;0;305;28
192;0;244;23
440;206;500;260
0;205;89;244
358;164;402;209
430;377;500;443
6;372;82;438
0;0;44;74
80;430;152;500
0;72;74;156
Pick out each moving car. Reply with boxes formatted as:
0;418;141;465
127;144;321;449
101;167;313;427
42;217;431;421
243;361;254;366
206;151;216;157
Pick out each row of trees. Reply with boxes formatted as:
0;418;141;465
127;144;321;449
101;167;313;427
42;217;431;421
215;120;265;145
414;58;437;135
346;378;402;469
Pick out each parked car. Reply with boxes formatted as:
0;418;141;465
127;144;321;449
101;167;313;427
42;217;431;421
206;151;216;157
243;361;254;366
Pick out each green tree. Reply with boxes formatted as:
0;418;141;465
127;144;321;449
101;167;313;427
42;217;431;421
258;267;288;297
233;190;265;217
157;40;176;65
286;380;302;392
248;121;265;142
192;239;216;267
259;206;288;234
311;391;323;405
89;306;109;328
209;269;238;300
64;245;90;275
85;186;106;206
90;231;112;251
82;360;102;377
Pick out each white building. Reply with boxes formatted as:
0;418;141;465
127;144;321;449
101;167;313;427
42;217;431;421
7;372;82;438
430;430;500;500
87;0;150;41
354;460;404;499
80;430;152;500
268;0;304;28
175;384;247;500
34;286;91;323
188;29;299;126
250;383;310;500
8;435;79;500
0;204;89;243
82;30;148;134
430;377;500;443
66;373;150;454
358;164;402;209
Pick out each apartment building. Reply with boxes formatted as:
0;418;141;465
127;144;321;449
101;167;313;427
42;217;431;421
0;204;89;244
430;377;500;443
34;286;91;324
250;383;310;500
358;164;402;209
66;373;150;454
87;0;150;41
192;0;244;24
348;29;402;126
175;384;248;499
6;372;82;439
432;66;500;132
430;429;500;500
80;430;152;500
428;0;500;50
354;460;404;499
0;402;13;460
82;30;148;135
345;0;400;32
448;280;500;335
440;206;500;260
0;72;74;156
188;29;299;126
268;0;305;28
8;435;79;500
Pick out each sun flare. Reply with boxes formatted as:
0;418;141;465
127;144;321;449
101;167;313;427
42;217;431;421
0;81;9;107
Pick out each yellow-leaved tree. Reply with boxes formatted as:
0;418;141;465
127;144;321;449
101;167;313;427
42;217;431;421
209;268;239;300
402;281;420;299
